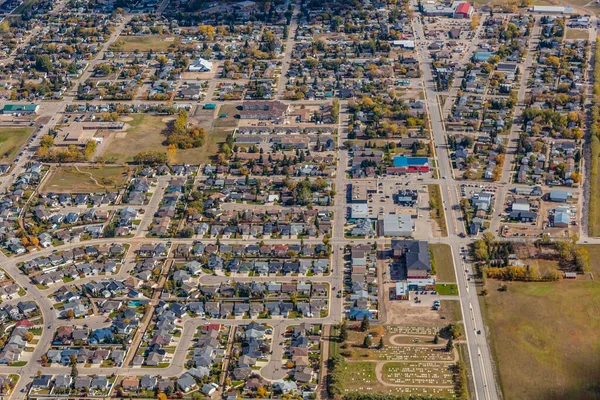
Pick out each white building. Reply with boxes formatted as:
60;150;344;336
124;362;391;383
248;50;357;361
380;214;414;237
188;58;213;72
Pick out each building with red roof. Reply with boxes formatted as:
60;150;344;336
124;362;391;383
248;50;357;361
454;2;473;18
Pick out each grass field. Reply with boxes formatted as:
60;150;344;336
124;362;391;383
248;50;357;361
481;249;600;400
589;166;600;236
103;114;225;164
565;29;590;40
0;128;32;163
117;36;176;52
428;184;448;236
430;243;455;282
103;115;167;164
435;283;458;296
42;166;129;193
13;0;38;14
214;104;240;129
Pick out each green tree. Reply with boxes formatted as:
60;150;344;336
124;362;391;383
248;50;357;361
339;321;348;341
363;335;372;348
35;55;53;72
446;337;454;352
360;315;370;332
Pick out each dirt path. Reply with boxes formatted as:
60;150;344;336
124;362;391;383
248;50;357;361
388;334;447;348
74;165;102;187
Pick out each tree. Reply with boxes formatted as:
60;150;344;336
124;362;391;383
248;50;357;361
70;362;78;378
360;315;370;332
363;335;372;348
157;393;167;400
256;386;268;398
35;55;53;72
40;135;54;148
133;150;167;165
446;337;454;352
157;55;168;68
339;321;348;341
378;337;384;349
167;144;177;163
546;56;560;68
66;310;75;319
198;25;216;40
23;332;33;342
433;334;439;344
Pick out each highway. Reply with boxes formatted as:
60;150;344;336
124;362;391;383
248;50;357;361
411;8;500;400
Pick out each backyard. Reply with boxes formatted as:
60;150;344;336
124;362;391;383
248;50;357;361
0;128;32;163
481;250;600;400
41;166;129;193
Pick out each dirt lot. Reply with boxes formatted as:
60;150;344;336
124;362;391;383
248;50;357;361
384;294;462;326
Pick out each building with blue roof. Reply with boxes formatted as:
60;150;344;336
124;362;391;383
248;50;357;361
90;328;114;344
473;52;493;62
390;156;430;174
349;308;374;320
549;190;572;202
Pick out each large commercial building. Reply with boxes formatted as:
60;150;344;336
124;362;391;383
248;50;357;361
1;104;39;114
188;58;213;72
380;214;414;237
421;1;473;18
391;240;432;279
387;156;430;174
530;5;574;14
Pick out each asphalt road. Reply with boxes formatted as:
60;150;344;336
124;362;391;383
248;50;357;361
411;9;499;400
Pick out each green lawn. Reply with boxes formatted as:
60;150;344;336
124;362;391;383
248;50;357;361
0;128;32;163
430;243;456;282
428;184;448;236
41;166;129;193
435;283;458;296
481;272;600;399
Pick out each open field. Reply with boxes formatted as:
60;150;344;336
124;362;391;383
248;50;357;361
0;127;32;163
102;114;223;164
430;243;455;282
103;115;167;163
436;283;458;296
41;166;129;193
214;104;240;129
172;129;229;164
480;249;600;400
590;156;600;235
565;29;590;40
13;0;38;14
428;184;447;236
117;36;176;52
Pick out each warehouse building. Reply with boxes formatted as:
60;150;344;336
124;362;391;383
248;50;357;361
2;104;39;114
380;214;414;237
